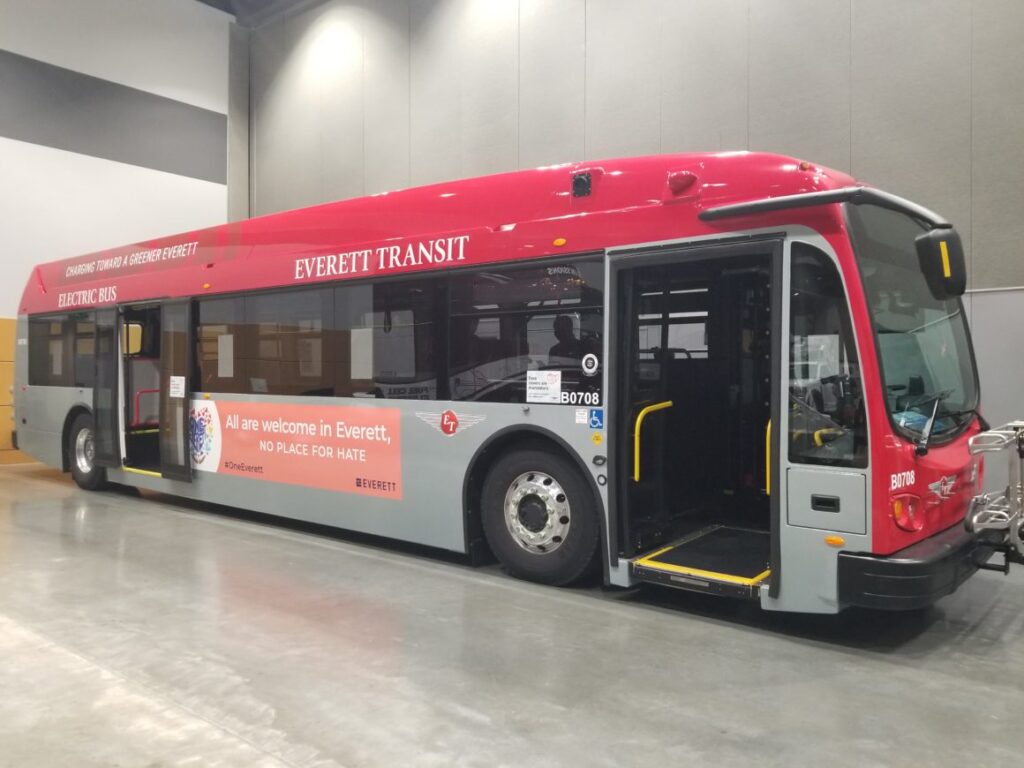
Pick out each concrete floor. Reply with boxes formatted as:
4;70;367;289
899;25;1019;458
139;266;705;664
1;464;1023;768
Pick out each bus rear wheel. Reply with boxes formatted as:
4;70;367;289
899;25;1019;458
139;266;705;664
68;412;107;491
481;446;598;586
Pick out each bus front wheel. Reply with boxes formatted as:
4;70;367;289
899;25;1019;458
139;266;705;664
68;412;108;491
481;446;598;586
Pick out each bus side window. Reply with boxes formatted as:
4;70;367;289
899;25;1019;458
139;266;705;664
358;279;439;400
246;288;334;397
196;297;245;394
449;260;604;403
28;316;71;387
788;243;867;468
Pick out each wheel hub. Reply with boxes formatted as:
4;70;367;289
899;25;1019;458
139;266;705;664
503;471;571;554
75;427;95;475
517;495;549;532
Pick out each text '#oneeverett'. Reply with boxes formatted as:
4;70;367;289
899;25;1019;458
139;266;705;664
294;235;470;281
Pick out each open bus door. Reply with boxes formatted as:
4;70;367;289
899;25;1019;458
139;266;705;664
157;300;193;482
613;240;782;599
92;307;122;468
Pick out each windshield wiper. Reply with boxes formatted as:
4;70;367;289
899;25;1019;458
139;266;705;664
914;390;953;456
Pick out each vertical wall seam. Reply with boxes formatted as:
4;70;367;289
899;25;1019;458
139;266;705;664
582;0;587;159
848;0;853;174
968;0;974;291
516;0;521;169
657;0;663;154
745;0;751;149
248;25;255;217
407;0;412;185
366;1;370;198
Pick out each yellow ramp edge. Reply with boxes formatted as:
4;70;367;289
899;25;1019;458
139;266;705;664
634;547;771;587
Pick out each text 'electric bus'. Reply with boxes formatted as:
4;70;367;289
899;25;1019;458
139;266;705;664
14;152;1023;614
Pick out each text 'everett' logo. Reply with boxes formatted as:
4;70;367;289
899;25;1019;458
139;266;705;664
416;410;485;437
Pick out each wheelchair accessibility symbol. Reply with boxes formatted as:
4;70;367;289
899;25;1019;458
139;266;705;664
589;409;604;429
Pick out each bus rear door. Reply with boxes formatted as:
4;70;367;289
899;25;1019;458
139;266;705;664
158;300;192;482
92;308;122;468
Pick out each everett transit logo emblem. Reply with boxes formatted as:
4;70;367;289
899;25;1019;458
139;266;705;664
416;410;486;437
928;475;957;500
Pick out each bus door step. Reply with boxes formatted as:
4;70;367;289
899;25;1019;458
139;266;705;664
630;525;771;599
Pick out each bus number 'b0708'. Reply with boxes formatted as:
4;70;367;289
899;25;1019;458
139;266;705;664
560;391;600;406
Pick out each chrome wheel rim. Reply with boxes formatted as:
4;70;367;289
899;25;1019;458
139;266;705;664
503;471;571;554
74;427;95;474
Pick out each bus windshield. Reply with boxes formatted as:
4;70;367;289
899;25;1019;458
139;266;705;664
847;203;979;443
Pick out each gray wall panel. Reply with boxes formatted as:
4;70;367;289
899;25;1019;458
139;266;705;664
457;0;519;177
749;0;850;173
311;2;367;205
363;0;411;194
851;0;972;274
0;48;227;184
409;0;462;185
228;22;251;220
659;0;748;153
246;0;1024;301
968;289;1024;491
972;0;1024;289
518;0;585;168
410;0;519;184
584;0;662;160
250;16;293;215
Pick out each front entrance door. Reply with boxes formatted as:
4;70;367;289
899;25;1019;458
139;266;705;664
613;240;782;597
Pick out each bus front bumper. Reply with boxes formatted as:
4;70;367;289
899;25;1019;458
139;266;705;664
837;523;995;611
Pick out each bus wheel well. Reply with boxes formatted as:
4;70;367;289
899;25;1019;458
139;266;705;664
463;428;600;564
61;406;91;473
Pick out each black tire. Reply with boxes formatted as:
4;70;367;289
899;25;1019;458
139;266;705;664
481;445;599;586
68;412;108;491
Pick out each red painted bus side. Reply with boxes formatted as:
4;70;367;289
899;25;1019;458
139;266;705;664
21;152;856;315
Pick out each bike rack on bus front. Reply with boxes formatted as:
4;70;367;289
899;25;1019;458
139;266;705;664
966;421;1024;568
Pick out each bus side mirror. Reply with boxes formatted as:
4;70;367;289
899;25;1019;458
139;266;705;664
915;228;966;299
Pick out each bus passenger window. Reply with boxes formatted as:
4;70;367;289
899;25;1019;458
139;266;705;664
449;261;604;403
788;243;867;467
196;297;245;393
246;288;334;397
335;279;439;400
28;316;71;386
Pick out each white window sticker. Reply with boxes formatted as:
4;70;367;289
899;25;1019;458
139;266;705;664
217;333;234;378
168;375;186;398
575;408;588;424
526;370;562;404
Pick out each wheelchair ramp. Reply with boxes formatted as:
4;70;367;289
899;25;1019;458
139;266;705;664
631;525;771;599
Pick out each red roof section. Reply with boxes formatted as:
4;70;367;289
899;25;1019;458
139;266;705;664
21;151;857;314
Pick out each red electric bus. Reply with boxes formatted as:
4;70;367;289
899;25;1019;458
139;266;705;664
14;152;1021;613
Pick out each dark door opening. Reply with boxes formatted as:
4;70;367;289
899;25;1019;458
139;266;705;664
616;246;779;595
122;304;162;471
92;308;121;468
120;301;192;482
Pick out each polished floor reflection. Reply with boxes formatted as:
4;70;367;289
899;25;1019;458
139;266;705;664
1;463;1023;767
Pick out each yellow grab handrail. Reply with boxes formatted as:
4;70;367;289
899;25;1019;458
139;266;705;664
633;401;673;482
765;419;771;496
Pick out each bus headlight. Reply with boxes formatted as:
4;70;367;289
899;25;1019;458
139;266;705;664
891;494;923;532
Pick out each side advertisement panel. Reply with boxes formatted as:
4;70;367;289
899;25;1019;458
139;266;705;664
189;399;402;499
